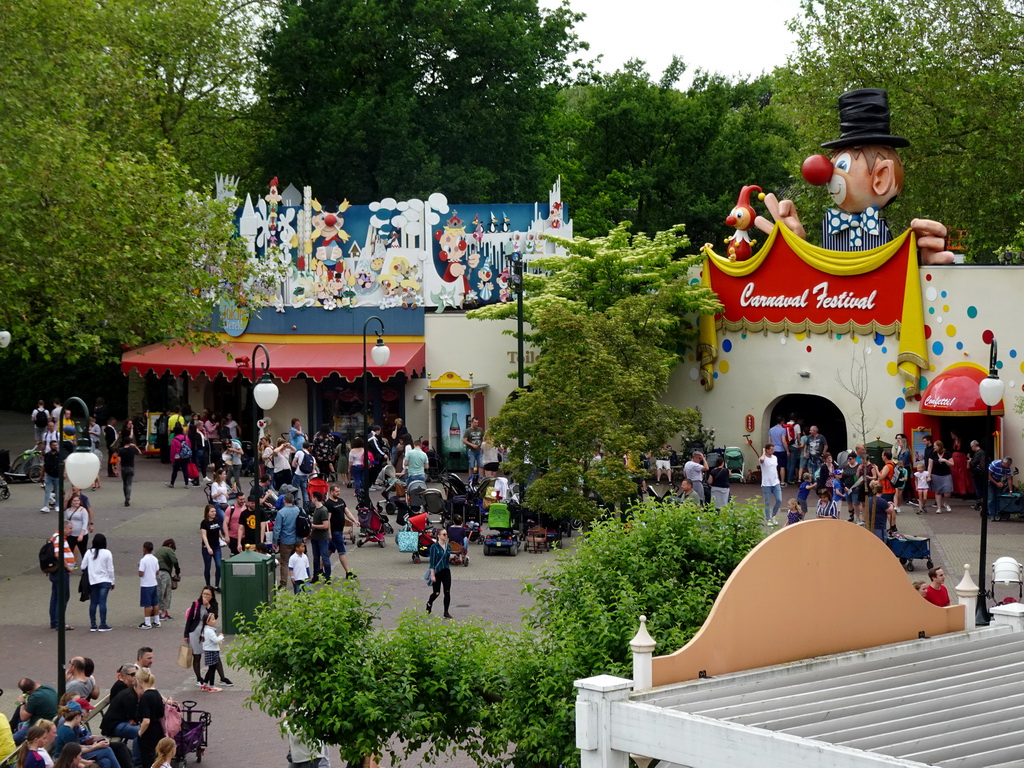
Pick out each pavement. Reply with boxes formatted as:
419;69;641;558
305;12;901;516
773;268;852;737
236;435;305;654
2;409;1022;766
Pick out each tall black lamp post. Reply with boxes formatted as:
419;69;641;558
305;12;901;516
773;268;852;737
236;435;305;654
361;316;390;439
976;339;1005;626
57;397;101;696
249;344;280;472
510;252;525;388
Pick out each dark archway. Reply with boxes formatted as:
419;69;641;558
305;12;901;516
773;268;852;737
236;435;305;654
772;395;848;456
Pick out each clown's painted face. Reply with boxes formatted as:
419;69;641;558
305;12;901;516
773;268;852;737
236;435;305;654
826;147;902;212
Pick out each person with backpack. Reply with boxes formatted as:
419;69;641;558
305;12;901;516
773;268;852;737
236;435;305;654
46;521;77;631
31;401;49;445
291;441;315;507
166;426;191;489
273;494;304;589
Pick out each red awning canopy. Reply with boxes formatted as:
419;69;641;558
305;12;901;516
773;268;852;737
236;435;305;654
121;340;425;383
920;363;1005;416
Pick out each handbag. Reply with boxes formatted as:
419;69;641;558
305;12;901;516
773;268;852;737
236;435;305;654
424;564;432;587
177;643;193;669
397;525;418;553
187;462;200;481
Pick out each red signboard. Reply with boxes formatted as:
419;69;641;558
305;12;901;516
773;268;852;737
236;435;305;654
704;226;914;335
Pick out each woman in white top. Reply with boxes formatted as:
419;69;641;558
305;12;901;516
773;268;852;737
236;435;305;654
209;469;230;510
271;438;293;489
348;437;366;493
64;493;92;556
81;534;115;632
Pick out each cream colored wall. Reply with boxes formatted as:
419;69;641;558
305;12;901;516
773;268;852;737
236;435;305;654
666;266;1024;457
261;379;309;440
423;313;528;421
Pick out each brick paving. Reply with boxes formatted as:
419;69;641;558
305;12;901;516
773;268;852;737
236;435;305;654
2;410;1019;766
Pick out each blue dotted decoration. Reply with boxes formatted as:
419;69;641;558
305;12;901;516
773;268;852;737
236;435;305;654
895;397;906;410
836;334;842;340
713;372;719;379
919;375;929;390
997;360;1004;370
722;339;733;352
741;332;747;339
932;341;944;355
941;291;947;298
928;307;935;314
967;305;978;318
874;332;884;345
881;346;888;354
956;342;964;350
1012;349;1018;359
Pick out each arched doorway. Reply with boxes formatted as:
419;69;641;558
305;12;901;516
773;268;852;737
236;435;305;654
771;395;848;456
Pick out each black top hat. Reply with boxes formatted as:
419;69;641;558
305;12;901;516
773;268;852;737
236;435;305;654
821;88;909;150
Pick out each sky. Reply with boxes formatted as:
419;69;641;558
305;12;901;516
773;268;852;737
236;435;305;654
563;0;806;85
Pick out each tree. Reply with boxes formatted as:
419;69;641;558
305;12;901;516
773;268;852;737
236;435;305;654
546;59;800;244
253;0;586;201
0;0;263;361
469;223;721;521
228;500;765;768
777;0;1024;260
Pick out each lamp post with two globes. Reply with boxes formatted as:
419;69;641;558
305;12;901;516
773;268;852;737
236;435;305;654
976;339;1005;626
56;397;101;696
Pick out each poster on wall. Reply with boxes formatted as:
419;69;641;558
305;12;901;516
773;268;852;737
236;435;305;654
438;398;470;464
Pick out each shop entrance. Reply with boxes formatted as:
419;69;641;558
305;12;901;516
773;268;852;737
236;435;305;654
771;394;848;455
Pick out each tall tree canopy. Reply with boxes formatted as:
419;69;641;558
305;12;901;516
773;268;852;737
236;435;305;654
0;0;259;360
470;223;721;520
548;59;799;243
778;0;1024;260
255;0;586;201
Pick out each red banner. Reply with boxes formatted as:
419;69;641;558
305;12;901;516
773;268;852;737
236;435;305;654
705;229;913;335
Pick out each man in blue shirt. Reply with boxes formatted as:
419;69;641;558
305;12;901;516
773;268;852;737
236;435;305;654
989;457;1014;521
273;494;302;589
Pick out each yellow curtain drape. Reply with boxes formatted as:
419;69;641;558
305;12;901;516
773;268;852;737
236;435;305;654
699;224;927;394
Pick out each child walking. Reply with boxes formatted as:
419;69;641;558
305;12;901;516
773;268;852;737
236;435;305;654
914;462;930;514
288;541;310;594
201;612;226;692
138;541;161;629
785;498;804;526
796;472;813;517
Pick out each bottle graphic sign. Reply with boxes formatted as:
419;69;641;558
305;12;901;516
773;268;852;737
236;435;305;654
448;412;462;454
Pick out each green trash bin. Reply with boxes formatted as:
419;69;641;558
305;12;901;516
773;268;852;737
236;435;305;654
222;550;275;634
865;438;893;469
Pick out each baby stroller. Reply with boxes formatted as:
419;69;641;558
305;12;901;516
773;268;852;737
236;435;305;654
405;511;435;563
483;502;519;556
0;473;8;501
725;446;745;483
307;477;329;508
426;448;447;482
172;700;211;766
355;489;393;548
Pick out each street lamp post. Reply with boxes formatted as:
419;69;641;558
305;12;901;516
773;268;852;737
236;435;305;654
976;339;1005;626
361;316;390;440
0;330;10;348
510;252;525;389
250;344;280;479
57;396;101;696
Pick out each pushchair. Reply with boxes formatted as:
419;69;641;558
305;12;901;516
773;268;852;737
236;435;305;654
405;511;435;563
426;448;447;482
355;489;393;548
725;446;745;483
307;477;329;507
173;700;211;766
483;502;519;556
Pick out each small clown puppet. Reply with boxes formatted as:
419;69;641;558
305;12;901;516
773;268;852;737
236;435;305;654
724;185;765;262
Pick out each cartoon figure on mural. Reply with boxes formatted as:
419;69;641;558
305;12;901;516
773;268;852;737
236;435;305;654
265;177;282;246
549;200;563;229
724;185;765;262
477;257;494;301
753;88;954;265
311;198;352;278
472;214;484;246
436;213;470;295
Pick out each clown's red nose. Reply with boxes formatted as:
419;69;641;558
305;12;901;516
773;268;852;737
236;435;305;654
324;214;337;227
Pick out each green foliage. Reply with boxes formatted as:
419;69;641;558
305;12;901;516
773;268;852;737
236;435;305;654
471;223;720;520
228;502;763;768
498;499;764;767
254;0;586;201
546;59;800;243
778;0;1024;261
678;407;717;452
228;585;507;766
0;0;266;362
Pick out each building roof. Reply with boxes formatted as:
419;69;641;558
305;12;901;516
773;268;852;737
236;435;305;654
636;624;1023;767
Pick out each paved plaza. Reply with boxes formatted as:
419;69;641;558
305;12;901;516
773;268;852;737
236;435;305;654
2;409;1023;766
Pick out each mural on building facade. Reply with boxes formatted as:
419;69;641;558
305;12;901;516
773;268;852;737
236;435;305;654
698;89;961;397
230;178;571;313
